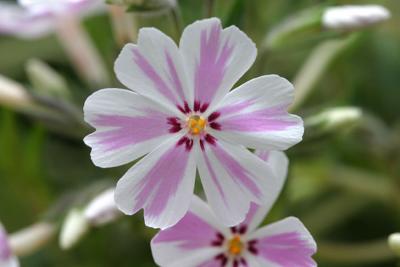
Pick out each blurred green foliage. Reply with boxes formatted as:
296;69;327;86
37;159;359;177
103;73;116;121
0;0;400;266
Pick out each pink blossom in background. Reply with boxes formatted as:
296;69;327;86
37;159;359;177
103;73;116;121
0;223;18;267
84;17;304;229
151;151;317;267
0;0;104;39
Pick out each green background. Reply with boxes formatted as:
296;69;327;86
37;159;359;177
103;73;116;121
0;0;400;266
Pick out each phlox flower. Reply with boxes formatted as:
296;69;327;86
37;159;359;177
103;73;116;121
0;223;18;267
84;18;304;229
151;151;317;267
84;188;121;226
0;0;103;39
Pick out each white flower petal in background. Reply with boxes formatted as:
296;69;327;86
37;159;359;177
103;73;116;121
18;0;104;16
59;209;90;250
323;5;391;31
84;188;121;226
388;233;400;257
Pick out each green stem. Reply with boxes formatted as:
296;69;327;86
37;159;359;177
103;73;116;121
261;6;323;52
170;6;184;40
290;34;358;111
328;166;400;208
302;194;369;237
205;0;214;17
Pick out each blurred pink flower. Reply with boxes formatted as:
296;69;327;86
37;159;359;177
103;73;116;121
84;18;304;229
151;151;317;267
0;223;18;267
0;0;104;39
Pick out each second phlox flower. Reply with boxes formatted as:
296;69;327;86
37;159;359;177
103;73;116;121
151;151;317;267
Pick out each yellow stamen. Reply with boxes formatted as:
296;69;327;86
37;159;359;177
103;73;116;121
192;127;200;135
228;235;243;256
187;115;207;135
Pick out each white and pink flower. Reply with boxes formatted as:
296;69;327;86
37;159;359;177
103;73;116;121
151;151;316;267
84;18;304;229
0;223;18;267
18;0;102;16
0;0;104;39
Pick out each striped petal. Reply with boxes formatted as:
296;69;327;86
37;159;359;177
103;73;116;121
238;151;289;233
84;89;177;168
210;75;304;151
180;18;257;113
115;28;191;114
115;136;197;229
248;217;317;267
151;196;226;267
197;139;279;226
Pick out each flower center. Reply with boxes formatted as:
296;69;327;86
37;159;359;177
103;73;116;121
187;115;207;135
228;235;243;256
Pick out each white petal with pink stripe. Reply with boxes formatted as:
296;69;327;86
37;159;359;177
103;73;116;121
115;28;191;113
197;141;280;226
180;18;257;112
211;75;304;151
115;135;197;229
84;89;176;168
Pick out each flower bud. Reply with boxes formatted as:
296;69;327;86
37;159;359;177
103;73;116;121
322;5;390;31
305;107;363;136
26;59;70;99
107;0;176;11
59;209;90;250
388;233;400;256
9;223;55;257
84;188;121;226
0;75;34;111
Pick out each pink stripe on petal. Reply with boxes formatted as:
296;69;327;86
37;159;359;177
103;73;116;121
220;106;299;132
197;258;222;267
202;153;227;204
195;21;233;106
256;150;270;161
216;99;253;118
211;144;261;197
165;50;186;103
0;227;11;260
93;110;169;151
133;144;190;217
132;48;179;105
237;202;259;230
153;212;217;250
257;232;316;267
